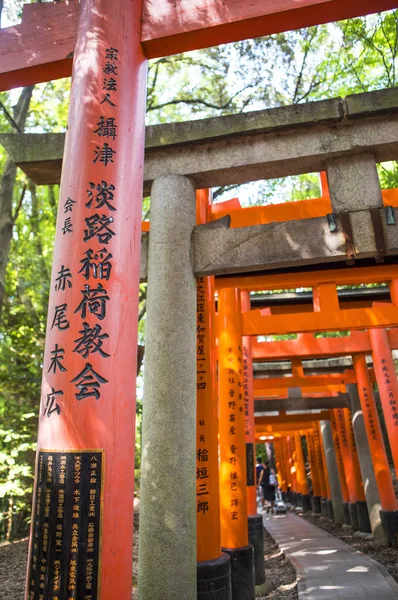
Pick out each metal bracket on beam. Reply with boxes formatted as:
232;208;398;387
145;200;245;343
385;205;396;225
327;213;338;233
370;208;386;264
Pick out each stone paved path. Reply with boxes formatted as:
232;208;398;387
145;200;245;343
263;512;398;600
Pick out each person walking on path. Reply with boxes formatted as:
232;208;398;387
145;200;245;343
259;461;277;513
256;456;266;509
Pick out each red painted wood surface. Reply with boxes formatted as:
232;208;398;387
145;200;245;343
1;0;396;90
26;0;147;597
252;330;398;361
142;0;398;57
0;1;77;91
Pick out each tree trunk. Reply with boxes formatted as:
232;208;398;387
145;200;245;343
0;86;34;316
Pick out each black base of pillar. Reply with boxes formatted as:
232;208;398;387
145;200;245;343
222;545;255;600
311;495;322;514
343;502;351;526
301;494;312;512
327;499;334;521
380;511;398;548
248;515;265;586
356;501;371;533
349;502;359;530
291;492;297;506
296;493;302;508
321;498;328;517
197;553;232;599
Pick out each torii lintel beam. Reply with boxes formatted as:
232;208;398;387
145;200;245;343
0;0;396;91
255;412;330;426
252;330;398;361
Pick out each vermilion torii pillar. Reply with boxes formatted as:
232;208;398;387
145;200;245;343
25;1;146;599
293;432;311;511
330;411;351;525
241;291;265;592
334;408;363;530
196;190;231;598
353;355;397;514
369;328;398;475
218;288;255;600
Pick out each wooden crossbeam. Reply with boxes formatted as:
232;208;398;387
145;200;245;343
252;330;398;361
243;303;398;336
255;412;330;426
0;0;396;91
211;189;398;229
253;371;355;390
216;264;398;292
255;385;347;396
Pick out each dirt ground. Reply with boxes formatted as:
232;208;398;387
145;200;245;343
259;526;298;600
0;527;297;600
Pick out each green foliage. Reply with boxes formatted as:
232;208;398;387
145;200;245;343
1;6;398;539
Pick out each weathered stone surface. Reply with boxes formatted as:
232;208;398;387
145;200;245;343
326;153;382;213
194;215;346;276
320;420;345;524
139;175;197;599
140;233;148;283
255;396;349;412
145;97;342;148
346;87;398;119
2;89;398;192
347;384;387;545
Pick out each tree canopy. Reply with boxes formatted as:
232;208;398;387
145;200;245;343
0;0;397;541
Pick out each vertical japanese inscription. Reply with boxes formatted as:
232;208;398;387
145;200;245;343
196;277;209;516
27;451;103;600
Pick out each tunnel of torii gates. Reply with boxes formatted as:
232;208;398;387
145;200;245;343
3;0;398;599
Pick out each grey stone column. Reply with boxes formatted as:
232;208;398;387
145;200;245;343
347;384;386;544
320;420;344;524
138;175;197;599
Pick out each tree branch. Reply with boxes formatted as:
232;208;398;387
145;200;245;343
12;184;27;223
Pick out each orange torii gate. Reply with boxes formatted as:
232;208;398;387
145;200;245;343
2;1;398;599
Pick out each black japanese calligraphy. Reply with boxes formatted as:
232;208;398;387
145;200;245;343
93;143;116;166
62;217;73;234
64;197;76;213
55;265;72;291
73;322;110;359
48;344;67;374
44;387;63;417
51;304;70;331
86;181;116;211
71;363;108;401
75;284;110;321
79;248;113;281
84;214;115;244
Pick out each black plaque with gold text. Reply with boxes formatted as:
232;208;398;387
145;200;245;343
26;450;104;600
245;443;255;486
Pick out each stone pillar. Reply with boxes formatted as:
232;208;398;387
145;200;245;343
320;420;345;524
139;175;197;599
25;2;147;597
219;288;255;600
196;190;231;599
347;384;387;544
